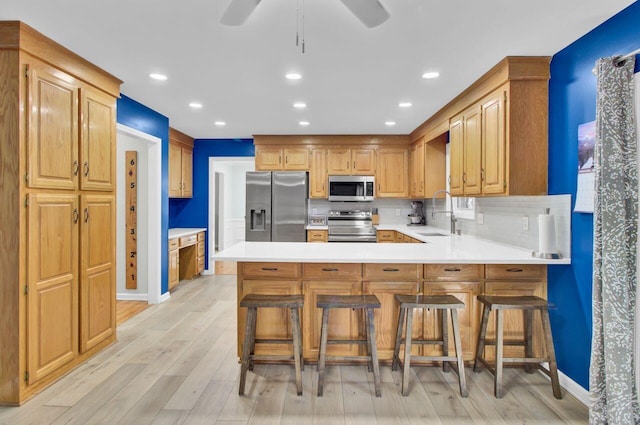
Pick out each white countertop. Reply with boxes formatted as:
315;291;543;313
214;225;570;265
169;228;207;239
306;225;329;230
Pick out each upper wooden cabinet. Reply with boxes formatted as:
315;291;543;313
309;148;328;198
409;139;425;197
327;148;375;175
376;148;409;198
0;21;121;405
412;57;550;197
169;128;194;198
255;146;309;171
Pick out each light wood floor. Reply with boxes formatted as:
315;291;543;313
0;274;589;424
116;300;151;326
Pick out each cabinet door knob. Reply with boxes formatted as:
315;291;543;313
73;160;79;176
83;162;89;177
72;209;79;223
84;208;89;223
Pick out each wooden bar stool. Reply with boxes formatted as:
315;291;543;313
391;294;468;397
474;295;561;399
239;294;304;396
316;294;382;397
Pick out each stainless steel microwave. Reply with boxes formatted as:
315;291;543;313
328;175;375;201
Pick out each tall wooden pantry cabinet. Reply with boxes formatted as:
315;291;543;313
0;21;122;405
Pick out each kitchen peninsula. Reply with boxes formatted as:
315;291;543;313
214;229;569;364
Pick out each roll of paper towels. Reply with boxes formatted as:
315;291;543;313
538;214;558;254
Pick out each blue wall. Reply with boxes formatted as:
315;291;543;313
169;139;255;267
548;1;640;389
116;95;170;294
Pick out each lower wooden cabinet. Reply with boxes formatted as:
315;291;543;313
363;281;421;360
238;280;302;356
79;195;115;354
168;240;179;291
27;194;79;384
307;229;328;242
235;262;546;365
422;281;481;361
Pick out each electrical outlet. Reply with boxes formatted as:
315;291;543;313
477;212;484;225
395;209;401;216
523;216;529;231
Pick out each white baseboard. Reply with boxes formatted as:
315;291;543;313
539;363;589;407
558;370;590;406
158;292;171;303
116;293;148;302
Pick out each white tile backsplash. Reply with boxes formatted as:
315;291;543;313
426;194;572;257
310;194;572;258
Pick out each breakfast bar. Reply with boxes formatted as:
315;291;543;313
214;228;569;364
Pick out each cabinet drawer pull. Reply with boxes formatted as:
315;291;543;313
73;160;79;176
383;268;400;272
506;268;523;273
84;208;89;223
444;267;461;272
72;209;79;223
322;268;338;272
261;267;279;271
83;161;89;177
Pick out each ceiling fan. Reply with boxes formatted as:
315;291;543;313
220;0;390;28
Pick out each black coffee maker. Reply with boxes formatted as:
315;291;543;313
408;201;426;225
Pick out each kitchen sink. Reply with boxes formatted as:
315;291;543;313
417;232;449;237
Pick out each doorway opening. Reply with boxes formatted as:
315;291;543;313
208;157;255;274
116;124;163;307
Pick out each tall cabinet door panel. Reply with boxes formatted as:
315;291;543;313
168;143;183;197
481;90;507;195
27;194;79;384
449;118;464;196
309;148;327;198
181;147;193;197
462;106;482;196
80;195;115;353
376;148;409;198
80;88;115;191
27;65;78;190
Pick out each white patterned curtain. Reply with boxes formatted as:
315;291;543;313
590;56;639;424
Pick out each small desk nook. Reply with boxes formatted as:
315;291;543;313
168;228;206;290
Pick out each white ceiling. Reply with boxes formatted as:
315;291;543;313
1;0;635;139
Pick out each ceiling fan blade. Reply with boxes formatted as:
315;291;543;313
339;0;390;28
220;0;262;26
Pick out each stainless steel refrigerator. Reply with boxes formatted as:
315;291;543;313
245;171;308;242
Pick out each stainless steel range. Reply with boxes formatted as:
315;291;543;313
327;210;377;242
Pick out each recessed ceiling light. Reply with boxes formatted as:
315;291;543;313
214;121;226;127
149;73;168;81
299;121;310;126
422;71;440;79
398;102;412;108
286;73;302;80
293;102;307;109
189;102;203;109
385;121;396;126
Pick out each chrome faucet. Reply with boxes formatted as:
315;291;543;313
431;189;458;234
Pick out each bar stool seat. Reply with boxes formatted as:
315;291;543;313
474;295;562;399
392;294;468;397
316;294;382;397
239;294;304;396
